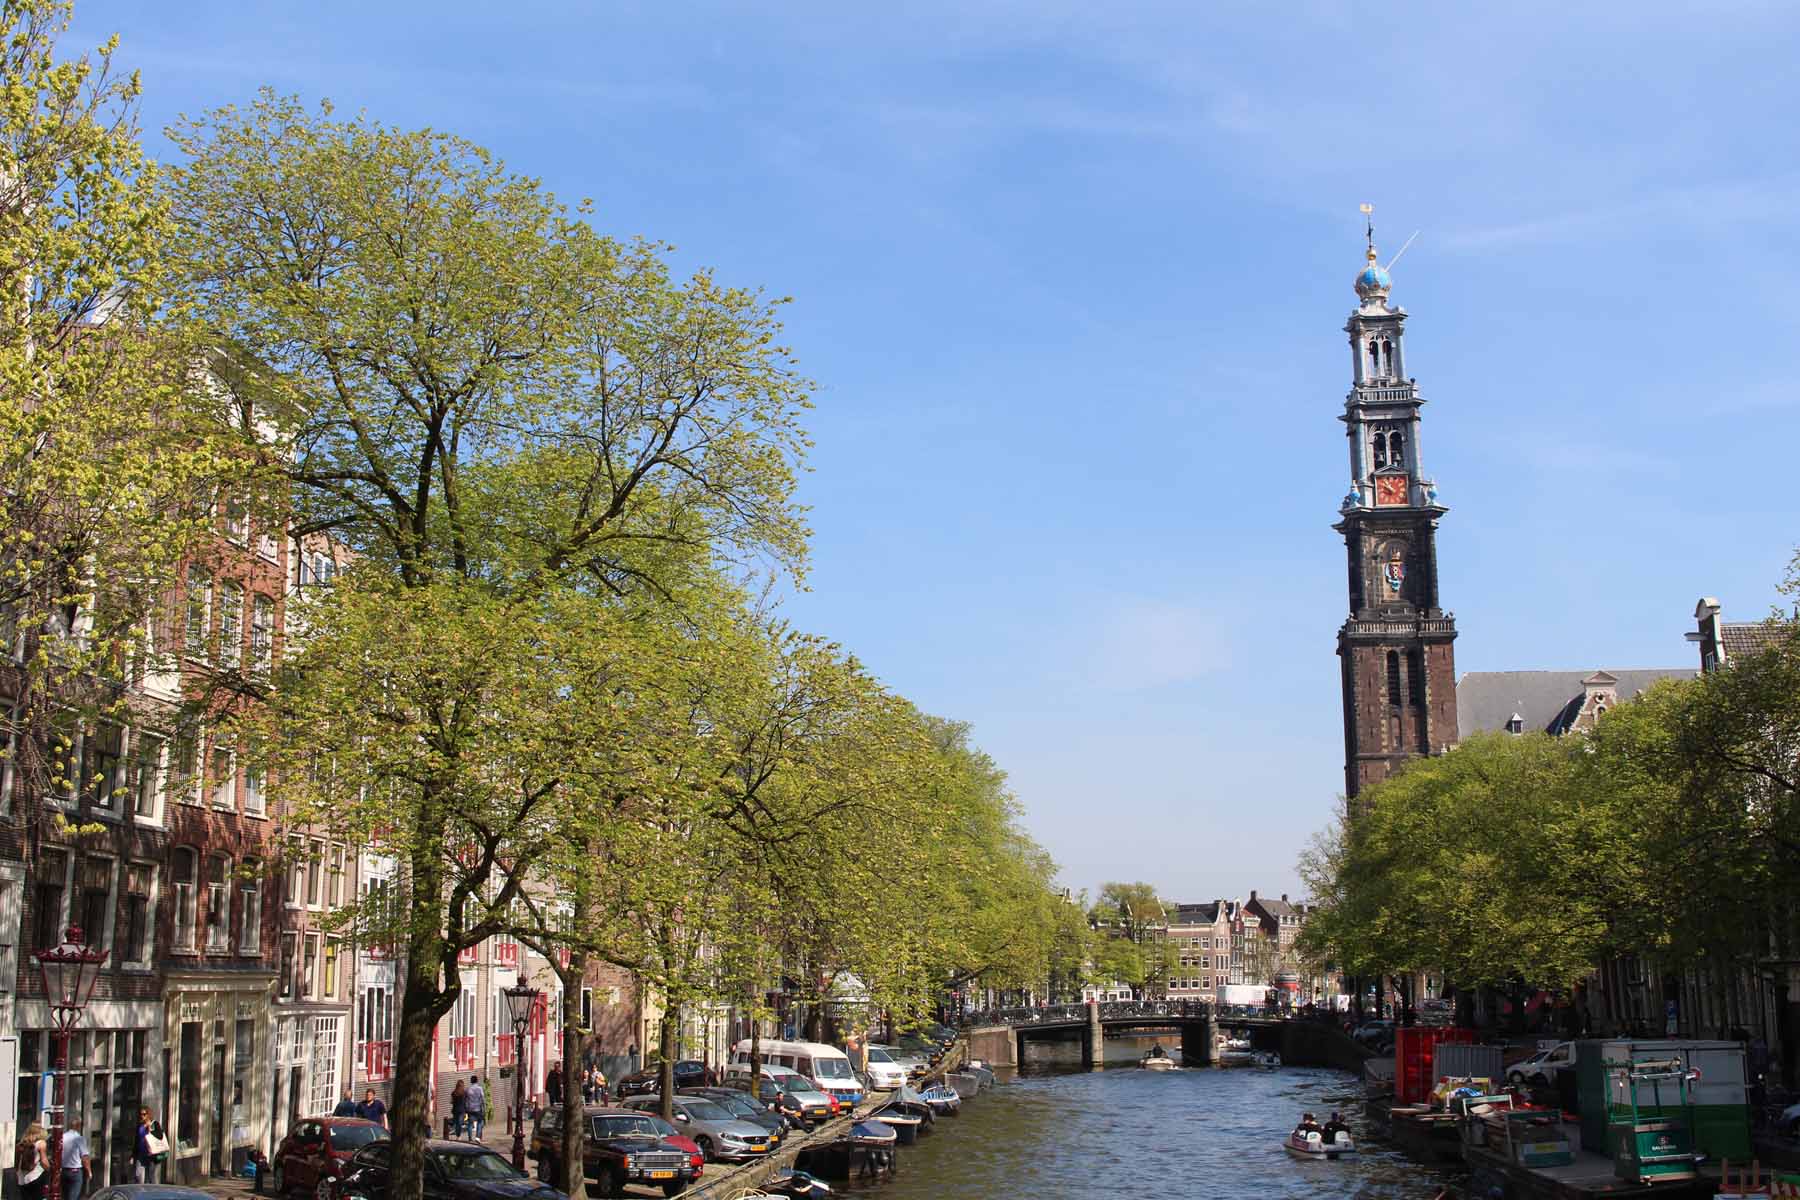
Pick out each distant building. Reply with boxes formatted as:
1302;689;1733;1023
1457;667;1695;739
1164;901;1235;999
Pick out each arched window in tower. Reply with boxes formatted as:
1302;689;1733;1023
1372;429;1388;470
1368;339;1380;374
1386;651;1402;707
1388;430;1405;468
1381;337;1394;374
1409;647;1427;707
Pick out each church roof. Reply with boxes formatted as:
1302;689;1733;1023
1456;668;1695;739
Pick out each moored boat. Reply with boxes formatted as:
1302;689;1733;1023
1253;1051;1281;1069
1140;1053;1176;1070
918;1084;961;1116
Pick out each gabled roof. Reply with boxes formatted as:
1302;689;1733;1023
1456;668;1695;739
1170;902;1222;925
1722;622;1787;662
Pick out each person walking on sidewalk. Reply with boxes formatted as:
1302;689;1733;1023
132;1108;167;1183
60;1117;92;1200
451;1077;469;1138
15;1124;48;1200
545;1064;563;1109
357;1088;388;1129
464;1076;486;1141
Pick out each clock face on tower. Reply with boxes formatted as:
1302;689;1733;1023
1374;475;1409;507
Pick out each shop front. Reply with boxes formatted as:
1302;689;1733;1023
162;969;276;1183
10;997;163;1190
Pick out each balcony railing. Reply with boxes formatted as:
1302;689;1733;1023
494;940;519;970
450;1035;475;1069
496;1032;516;1066
457;944;479;966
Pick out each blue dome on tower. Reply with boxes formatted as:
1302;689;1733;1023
1354;253;1391;301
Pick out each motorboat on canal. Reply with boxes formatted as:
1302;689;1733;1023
867;1105;924;1144
918;1083;962;1116
1140;1048;1176;1070
1253;1051;1281;1069
1284;1129;1357;1161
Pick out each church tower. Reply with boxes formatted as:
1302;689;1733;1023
1334;216;1458;810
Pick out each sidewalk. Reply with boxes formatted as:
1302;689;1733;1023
194;1118;533;1200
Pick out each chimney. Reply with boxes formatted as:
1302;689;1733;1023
1249;889;1257;902
1281;893;1288;903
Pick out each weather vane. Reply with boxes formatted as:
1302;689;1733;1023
1361;202;1374;255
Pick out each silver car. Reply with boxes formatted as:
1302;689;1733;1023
624;1095;778;1162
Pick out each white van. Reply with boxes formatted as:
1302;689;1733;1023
731;1039;864;1107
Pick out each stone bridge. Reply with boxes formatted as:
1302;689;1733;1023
961;1000;1293;1069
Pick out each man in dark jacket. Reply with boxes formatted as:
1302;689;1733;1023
333;1088;359;1117
357;1088;388;1128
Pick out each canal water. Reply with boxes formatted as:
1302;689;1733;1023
850;1035;1456;1199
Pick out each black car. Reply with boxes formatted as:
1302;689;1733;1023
336;1139;565;1200
613;1060;711;1097
679;1086;793;1137
529;1105;704;1198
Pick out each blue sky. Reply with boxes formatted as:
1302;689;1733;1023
77;1;1800;903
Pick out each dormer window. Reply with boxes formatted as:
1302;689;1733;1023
1506;713;1524;735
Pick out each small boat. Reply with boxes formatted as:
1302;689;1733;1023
918;1084;962;1116
868;1106;923;1144
849;1118;898;1147
1140;1052;1176;1070
945;1071;982;1098
963;1064;997;1090
1285;1130;1357;1161
1253;1052;1281;1069
1216;1049;1255;1067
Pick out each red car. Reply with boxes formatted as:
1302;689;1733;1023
271;1117;389;1200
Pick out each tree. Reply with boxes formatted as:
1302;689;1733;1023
0;0;229;853
173;91;813;1196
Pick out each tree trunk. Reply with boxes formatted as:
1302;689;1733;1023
749;1015;762;1091
559;958;585;1200
391;944;450;1200
657;1007;678;1121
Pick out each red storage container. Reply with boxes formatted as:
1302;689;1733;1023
1394;1026;1474;1105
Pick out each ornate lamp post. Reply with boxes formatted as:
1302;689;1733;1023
34;925;109;1200
502;983;540;1172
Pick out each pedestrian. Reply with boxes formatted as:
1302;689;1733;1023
451;1077;470;1138
133;1108;168;1184
465;1075;486;1141
333;1087;359;1117
15;1123;48;1200
357;1088;387;1129
60;1116;92;1200
545;1063;563;1107
591;1065;607;1105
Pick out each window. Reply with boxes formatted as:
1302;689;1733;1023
123;864;154;964
302;932;319;996
83;724;124;812
78;856;114;951
171;733;199;805
279;932;298;998
306;840;324;908
222;494;248;542
205;854;231;952
171;849;197;951
217;582;243;667
1386;651;1402;707
133;733;163;818
184;566;211;658
323;938;339;998
238;860;262;955
310;1016;341;1112
178;1021;201;1147
35;849;67;950
1506;714;1525;736
209;741;234;810
242;768;265;817
251;596;273;672
1409;648;1427;708
327;844;345;908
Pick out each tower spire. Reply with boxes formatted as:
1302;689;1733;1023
1361;202;1376;260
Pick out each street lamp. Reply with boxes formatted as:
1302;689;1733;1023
34;925;109;1200
502;983;540;1172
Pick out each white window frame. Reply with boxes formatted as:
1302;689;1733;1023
238;859;262;956
0;862;22;992
242;766;265;817
171;729;202;806
204;853;232;953
251;594;274;672
302;931;320;998
306;838;324;910
76;854;118;957
171;847;198;953
217;580;243;668
209;739;235;811
184;565;211;661
132;730;165;824
84;722;126;818
121;860;158;970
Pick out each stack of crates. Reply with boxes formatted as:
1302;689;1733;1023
1395;1026;1475;1106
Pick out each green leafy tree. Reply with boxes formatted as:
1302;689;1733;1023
171;91;811;1199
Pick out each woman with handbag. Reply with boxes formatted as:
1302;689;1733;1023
134;1109;169;1183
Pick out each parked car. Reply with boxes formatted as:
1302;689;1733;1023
1352;1020;1396;1051
1508;1041;1575;1086
271;1117;390;1200
88;1188;216;1200
859;1045;909;1090
528;1105;703;1198
678;1087;789;1142
612;1060;711;1097
335;1139;563;1200
621;1095;778;1162
722;1065;837;1125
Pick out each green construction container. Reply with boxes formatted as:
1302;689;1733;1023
1575;1038;1750;1162
1609;1118;1697;1183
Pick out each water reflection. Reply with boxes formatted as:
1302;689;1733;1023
852;1034;1455;1199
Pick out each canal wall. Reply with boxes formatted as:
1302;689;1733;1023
966;1025;1018;1068
1280;1021;1375;1073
